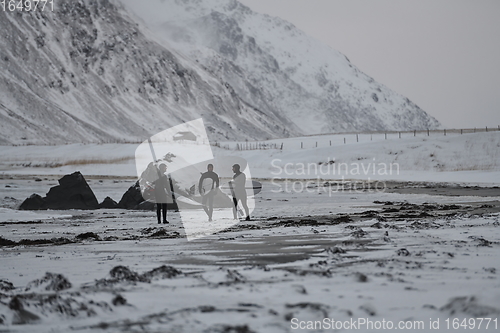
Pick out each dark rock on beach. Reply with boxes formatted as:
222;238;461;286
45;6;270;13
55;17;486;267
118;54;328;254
0;279;15;292
19;172;99;210
98;196;118;209
45;172;99;209
19;193;46;210
76;232;101;241
117;181;144;209
25;272;72;292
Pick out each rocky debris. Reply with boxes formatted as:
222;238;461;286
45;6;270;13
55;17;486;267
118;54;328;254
0;236;75;247
205;324;256;333
25;272;72;292
76;232;101;241
0;279;15;292
93;265;183;288
142;265;182;280
324;246;346;254
410;221;440;229
483;267;496;274
285;302;330;319
0;236;17;246
98;196;118;209
18;237;74;247
468;236;493;247
440;296;500;317
9;296;41;325
19;172;99;210
397;248;411;256
354;272;368;283
148;228;181;239
225;269;246;283
269;215;353;228
283;267;332;278
359;303;376;316
350;228;368;238
292;285;308;295
4;293;113;324
361;210;379;218
109;266;147;283
333;215;353;223
111;294;127;306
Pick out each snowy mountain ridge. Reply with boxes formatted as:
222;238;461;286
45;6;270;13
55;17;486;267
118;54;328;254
0;0;440;145
125;0;440;133
0;0;299;145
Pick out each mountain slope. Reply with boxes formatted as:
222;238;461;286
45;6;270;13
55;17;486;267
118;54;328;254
0;0;299;145
124;0;441;133
0;0;440;145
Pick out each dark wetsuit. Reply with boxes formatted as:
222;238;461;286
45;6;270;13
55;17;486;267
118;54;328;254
231;171;249;219
199;171;219;220
154;174;170;224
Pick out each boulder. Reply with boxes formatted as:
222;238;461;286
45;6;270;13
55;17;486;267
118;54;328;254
117;181;144;209
98;196;118;209
44;172;98;209
19;193;46;210
19;172;99;210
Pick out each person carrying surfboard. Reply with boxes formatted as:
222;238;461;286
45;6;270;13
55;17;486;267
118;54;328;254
198;163;220;222
154;163;171;224
230;164;250;221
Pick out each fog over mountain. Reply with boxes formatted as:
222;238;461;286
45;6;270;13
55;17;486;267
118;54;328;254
0;0;440;145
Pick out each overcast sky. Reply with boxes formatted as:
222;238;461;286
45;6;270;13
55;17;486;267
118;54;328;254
238;0;500;129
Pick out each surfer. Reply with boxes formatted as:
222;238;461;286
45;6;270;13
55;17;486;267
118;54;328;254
230;164;250;221
154;163;170;224
198;164;220;222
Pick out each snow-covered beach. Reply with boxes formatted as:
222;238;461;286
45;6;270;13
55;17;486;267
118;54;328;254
1;132;499;332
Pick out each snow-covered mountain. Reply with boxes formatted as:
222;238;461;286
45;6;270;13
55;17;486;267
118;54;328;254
123;0;441;134
0;0;440;145
0;0;299;145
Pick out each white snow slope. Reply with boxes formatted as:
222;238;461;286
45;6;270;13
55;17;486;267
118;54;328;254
123;0;441;134
1;131;498;185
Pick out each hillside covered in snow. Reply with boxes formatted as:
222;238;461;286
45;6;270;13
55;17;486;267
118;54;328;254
0;0;440;145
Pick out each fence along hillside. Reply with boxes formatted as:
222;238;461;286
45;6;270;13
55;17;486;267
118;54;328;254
229;126;500;151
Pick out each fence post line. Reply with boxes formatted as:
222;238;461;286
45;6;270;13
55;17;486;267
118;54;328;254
301;142;303;149
356;134;359;142
461;129;463;135
486;126;488;132
427;129;430;136
344;138;346;144
444;129;446;136
385;133;387;140
398;132;401;139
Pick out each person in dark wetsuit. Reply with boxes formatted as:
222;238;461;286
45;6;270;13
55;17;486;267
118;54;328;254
198;164;219;221
154;163;170;224
230;163;250;221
